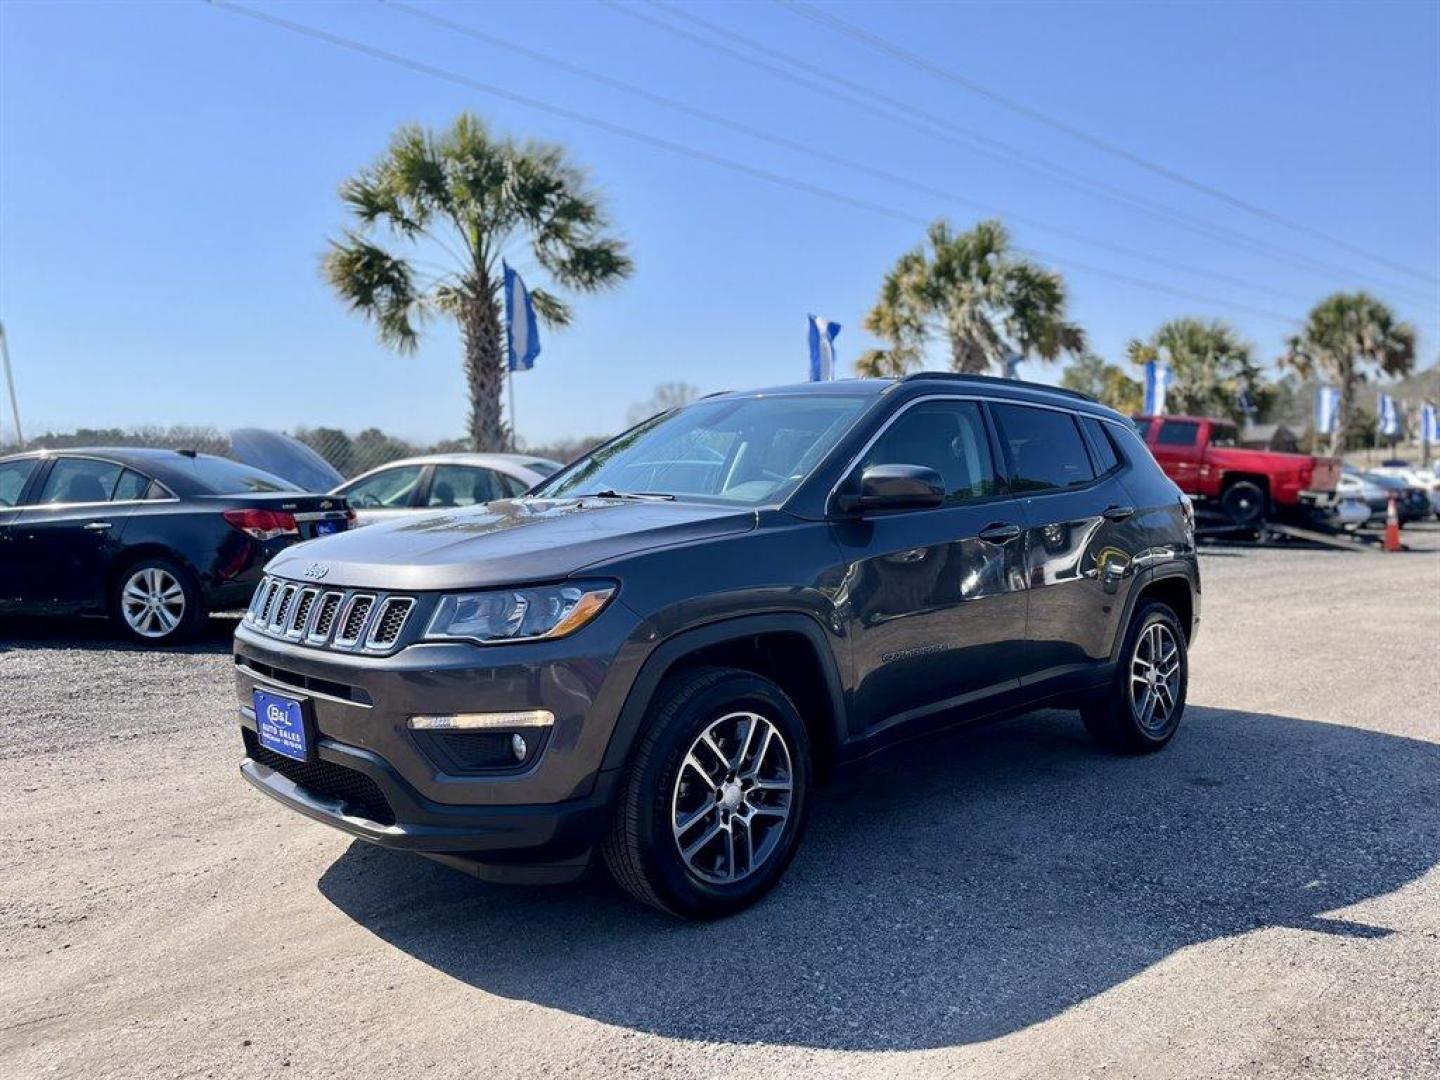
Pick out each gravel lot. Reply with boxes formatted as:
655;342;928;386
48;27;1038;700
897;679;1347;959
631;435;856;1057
3;530;1438;1079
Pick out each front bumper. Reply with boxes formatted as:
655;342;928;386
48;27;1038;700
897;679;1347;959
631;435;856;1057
233;599;648;869
239;726;613;880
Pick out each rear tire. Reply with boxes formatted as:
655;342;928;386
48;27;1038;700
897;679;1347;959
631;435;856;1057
602;666;811;919
1082;601;1188;753
1220;480;1266;528
110;556;205;646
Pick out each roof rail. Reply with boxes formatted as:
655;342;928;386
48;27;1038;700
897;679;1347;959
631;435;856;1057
899;371;1097;404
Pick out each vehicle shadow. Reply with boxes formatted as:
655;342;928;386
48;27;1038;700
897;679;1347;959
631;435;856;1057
0;614;237;654
316;707;1440;1051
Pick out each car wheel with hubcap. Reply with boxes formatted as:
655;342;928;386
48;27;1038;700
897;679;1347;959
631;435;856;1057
1220;480;1266;528
1082;600;1188;752
602;666;811;919
112;557;204;645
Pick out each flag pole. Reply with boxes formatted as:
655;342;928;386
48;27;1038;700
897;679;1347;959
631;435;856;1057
508;370;518;451
0;322;22;446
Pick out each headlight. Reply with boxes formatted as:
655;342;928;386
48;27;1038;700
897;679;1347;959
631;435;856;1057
424;582;616;645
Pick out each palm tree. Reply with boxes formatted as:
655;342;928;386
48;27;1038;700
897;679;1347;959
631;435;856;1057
324;114;632;450
1060;352;1144;413
1280;292;1416;454
1128;318;1267;425
857;219;1085;377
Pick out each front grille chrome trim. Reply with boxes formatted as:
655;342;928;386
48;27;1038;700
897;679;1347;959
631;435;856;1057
245;576;417;654
364;597;415;651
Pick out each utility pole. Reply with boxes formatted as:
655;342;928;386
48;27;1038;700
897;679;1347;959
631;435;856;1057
0;322;22;447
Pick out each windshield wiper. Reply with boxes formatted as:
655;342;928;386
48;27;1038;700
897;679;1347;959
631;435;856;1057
591;489;676;501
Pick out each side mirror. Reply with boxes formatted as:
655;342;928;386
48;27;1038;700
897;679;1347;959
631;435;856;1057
836;464;945;514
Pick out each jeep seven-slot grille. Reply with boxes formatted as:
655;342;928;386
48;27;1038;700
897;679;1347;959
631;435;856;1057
244;576;417;653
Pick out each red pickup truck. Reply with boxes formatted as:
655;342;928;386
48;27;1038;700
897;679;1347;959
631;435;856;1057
1132;415;1341;525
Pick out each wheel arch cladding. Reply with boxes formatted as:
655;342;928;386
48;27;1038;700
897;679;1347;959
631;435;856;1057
601;614;847;780
1136;575;1194;643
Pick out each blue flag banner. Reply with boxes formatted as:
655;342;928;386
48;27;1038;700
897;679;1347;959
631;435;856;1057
1315;386;1341;436
503;262;541;373
1422;402;1438;444
1377;393;1401;438
1142;360;1173;415
808;315;840;381
1237;386;1257;416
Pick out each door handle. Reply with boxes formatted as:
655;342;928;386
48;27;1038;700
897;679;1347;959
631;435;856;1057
1102;504;1135;522
977;522;1021;543
83;521;113;531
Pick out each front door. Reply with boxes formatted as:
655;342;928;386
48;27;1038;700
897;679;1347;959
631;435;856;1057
834;398;1029;737
9;456;137;612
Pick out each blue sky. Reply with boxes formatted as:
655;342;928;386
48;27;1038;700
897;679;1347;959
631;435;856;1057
2;0;1437;447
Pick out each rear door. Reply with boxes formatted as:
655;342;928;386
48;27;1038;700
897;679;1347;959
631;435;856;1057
9;456;143;613
989;403;1140;690
0;458;42;606
422;463;509;510
834;398;1029;735
336;463;427;526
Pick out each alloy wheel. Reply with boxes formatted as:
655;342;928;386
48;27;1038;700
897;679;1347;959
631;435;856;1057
1129;621;1181;734
670;711;794;884
121;567;186;639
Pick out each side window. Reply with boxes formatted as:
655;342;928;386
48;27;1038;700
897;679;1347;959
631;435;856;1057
339;465;424;509
499;473;530;498
111;469;152;502
0;459;36;506
863;400;999;505
426;464;504;507
36;458;125;504
991;404;1097;493
1082;417;1121;475
1157;420;1200;446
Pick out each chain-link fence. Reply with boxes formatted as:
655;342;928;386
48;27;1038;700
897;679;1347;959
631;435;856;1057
0;424;611;486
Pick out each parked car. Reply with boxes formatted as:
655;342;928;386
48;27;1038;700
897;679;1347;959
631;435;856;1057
1361;470;1431;524
236;374;1199;919
1368;461;1440;516
1131;415;1340;526
1336;469;1392;525
0;448;352;644
332;453;562;526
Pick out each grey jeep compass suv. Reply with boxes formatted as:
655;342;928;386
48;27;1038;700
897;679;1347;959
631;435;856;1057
235;374;1199;919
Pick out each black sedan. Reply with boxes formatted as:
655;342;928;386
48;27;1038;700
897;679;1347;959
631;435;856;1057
0;448;352;644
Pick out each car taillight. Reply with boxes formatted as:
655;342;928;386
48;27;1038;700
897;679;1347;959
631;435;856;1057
223;508;299;541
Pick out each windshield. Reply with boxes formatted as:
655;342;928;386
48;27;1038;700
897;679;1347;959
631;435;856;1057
178;455;302;494
534;394;870;505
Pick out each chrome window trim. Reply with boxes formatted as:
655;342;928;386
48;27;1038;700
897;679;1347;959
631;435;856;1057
825;391;1116;513
4;495;183;511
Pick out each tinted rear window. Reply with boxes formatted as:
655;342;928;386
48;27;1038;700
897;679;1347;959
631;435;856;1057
1082;418;1121;474
991;404;1097;492
174;456;300;494
1157;420;1200;446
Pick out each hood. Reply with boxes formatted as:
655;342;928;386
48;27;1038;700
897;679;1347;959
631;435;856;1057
264;497;756;591
229;428;345;493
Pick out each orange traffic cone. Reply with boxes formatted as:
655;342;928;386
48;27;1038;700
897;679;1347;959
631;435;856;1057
1383;493;1402;552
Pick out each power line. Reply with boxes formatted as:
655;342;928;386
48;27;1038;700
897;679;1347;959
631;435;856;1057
627;0;1435;307
204;0;1299;327
779;0;1439;287
384;0;1313;308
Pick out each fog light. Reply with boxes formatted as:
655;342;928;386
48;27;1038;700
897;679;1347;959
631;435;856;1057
408;709;554;731
511;734;527;762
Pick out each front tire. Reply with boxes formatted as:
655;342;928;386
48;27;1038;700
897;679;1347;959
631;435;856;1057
111;557;205;645
1082;601;1188;753
602;666;811;919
